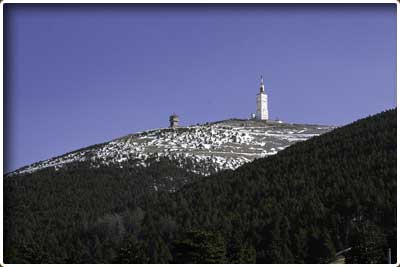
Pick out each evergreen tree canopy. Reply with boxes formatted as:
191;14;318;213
4;108;396;263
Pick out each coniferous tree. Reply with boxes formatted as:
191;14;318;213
345;223;388;264
172;230;227;263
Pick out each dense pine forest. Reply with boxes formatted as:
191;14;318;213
3;108;396;263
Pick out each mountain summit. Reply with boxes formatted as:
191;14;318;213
9;119;333;176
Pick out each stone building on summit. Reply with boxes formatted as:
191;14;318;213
169;114;179;128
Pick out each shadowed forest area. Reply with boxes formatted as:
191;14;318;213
4;108;396;263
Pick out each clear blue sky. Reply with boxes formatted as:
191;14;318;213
4;4;397;172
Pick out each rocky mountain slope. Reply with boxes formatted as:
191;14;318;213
9;119;334;176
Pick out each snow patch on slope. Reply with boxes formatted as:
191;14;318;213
9;120;334;176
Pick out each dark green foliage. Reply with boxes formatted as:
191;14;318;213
172;230;226;263
4;108;396;263
226;231;256;263
114;237;149;263
345;223;388;263
4;158;200;263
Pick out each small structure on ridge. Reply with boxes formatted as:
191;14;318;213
169;114;179;128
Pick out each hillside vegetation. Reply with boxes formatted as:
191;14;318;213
3;109;396;263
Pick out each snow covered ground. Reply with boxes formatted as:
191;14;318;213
9;119;334;176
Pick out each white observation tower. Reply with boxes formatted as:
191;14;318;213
256;76;269;120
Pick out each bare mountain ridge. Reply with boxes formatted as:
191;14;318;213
9;119;334;176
